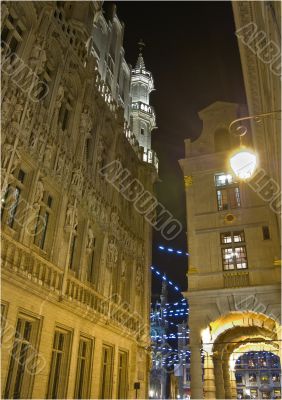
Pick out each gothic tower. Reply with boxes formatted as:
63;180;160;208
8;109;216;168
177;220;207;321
131;40;156;157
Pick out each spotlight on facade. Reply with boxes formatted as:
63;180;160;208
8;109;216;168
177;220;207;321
229;148;257;180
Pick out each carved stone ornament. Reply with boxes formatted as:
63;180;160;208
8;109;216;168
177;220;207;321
33;179;44;206
86;226;94;252
106;238;118;270
29;35;47;74
2;136;14;170
64;200;78;232
136;263;143;293
11;96;24;125
80;107;92;137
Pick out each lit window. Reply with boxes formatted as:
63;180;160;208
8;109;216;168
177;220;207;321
221;231;247;270
250;389;258;399
215;173;241;211
272;373;280;382
249;373;257;382
215;173;233;187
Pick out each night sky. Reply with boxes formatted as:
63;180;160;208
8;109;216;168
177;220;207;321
107;1;247;302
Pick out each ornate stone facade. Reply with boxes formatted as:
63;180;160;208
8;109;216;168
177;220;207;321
1;2;158;398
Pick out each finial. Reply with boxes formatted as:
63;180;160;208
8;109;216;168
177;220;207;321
138;39;145;53
135;39;146;69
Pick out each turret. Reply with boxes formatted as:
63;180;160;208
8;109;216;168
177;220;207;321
130;40;156;155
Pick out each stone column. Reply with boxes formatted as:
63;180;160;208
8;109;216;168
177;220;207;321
203;353;216;398
189;319;204;399
222;359;232;399
213;357;225;399
230;367;237;399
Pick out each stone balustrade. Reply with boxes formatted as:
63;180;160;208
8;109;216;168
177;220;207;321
132;101;156;118
65;275;144;335
1;232;144;335
1;232;63;293
223;270;249;288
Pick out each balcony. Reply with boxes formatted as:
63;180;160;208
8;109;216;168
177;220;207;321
1;232;144;336
132;68;152;78
132;101;156;119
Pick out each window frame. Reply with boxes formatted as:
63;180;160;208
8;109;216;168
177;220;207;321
116;349;129;399
74;335;94;399
46;325;73;399
220;230;248;271
215;173;241;211
99;343;114;399
4;311;42;399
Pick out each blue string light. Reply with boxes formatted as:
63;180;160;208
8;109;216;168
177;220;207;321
151;265;183;294
158;245;189;256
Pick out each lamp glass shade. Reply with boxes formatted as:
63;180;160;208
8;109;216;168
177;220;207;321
230;150;257;180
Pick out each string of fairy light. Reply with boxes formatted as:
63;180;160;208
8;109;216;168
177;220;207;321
152;246;280;368
150;255;190;368
158;245;189;256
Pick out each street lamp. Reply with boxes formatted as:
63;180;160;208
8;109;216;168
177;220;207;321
229;148;257;180
228;110;281;180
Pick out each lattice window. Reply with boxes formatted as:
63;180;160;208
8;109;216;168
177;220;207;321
220;231;248;270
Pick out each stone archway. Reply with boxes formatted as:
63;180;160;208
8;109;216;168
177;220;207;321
201;311;280;399
231;344;281;400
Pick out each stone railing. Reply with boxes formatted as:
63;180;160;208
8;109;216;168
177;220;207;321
132;101;156;119
132;68;152;78
65;276;144;335
1;233;144;335
223;270;249;288
1;233;63;293
94;70;118;116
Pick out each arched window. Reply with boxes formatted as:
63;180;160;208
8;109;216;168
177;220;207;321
214;128;230;152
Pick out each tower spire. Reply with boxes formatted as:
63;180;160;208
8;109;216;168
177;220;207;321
160;277;167;305
135;39;146;69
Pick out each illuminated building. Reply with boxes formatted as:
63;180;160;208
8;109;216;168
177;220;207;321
179;99;280;398
1;1;158;398
235;351;281;399
179;2;280;398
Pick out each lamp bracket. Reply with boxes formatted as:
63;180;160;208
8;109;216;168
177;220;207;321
229;110;281;137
